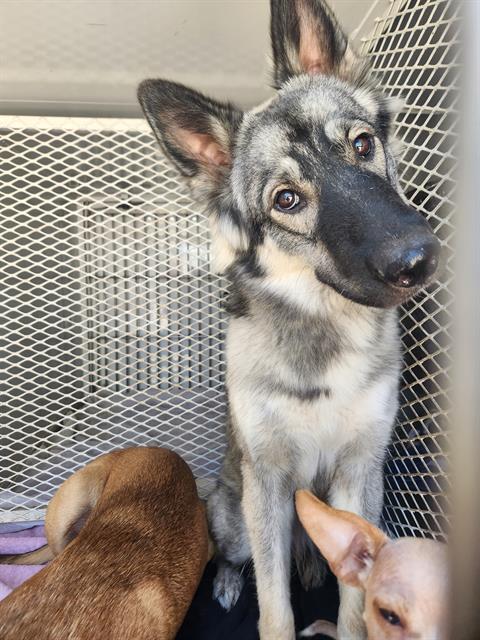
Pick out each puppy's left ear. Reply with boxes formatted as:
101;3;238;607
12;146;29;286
295;490;388;589
270;0;361;88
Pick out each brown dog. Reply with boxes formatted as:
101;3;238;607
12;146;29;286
0;447;210;639
296;490;449;640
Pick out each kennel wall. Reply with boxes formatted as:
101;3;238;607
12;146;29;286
0;0;456;533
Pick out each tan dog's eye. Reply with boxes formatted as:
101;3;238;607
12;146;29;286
274;189;301;213
379;608;403;627
353;134;373;158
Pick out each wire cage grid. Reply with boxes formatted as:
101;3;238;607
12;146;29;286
0;0;457;535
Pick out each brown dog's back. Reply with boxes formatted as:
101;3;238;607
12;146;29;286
0;447;209;640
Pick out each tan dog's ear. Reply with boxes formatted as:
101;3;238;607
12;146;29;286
45;454;115;555
295;490;388;588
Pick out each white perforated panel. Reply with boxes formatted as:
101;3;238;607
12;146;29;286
0;117;227;520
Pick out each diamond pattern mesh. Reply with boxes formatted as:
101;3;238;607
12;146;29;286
360;0;457;540
0;117;227;520
0;0;455;531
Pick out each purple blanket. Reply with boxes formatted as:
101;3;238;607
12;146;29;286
0;525;46;601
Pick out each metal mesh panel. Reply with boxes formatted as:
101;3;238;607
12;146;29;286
360;0;457;539
0;0;455;533
0;117;227;521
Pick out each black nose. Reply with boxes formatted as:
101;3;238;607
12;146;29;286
372;241;440;288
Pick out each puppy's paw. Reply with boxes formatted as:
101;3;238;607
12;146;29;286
213;562;244;610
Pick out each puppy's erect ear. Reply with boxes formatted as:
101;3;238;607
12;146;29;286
295;490;388;589
270;0;361;88
138;79;249;270
138;79;243;183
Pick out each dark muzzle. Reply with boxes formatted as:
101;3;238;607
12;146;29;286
367;238;440;289
317;166;441;306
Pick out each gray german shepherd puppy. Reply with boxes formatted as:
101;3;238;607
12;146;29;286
138;1;440;638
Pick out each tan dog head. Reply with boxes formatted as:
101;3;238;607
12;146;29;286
296;490;449;640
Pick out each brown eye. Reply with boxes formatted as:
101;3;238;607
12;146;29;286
274;189;300;212
353;134;373;158
379;608;402;627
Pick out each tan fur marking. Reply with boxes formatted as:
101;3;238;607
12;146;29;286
131;581;173;636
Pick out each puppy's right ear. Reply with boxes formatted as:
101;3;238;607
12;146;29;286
138;79;250;267
138;79;243;184
295;490;388;589
270;0;361;88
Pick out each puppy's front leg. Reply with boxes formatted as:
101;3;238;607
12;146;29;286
242;462;295;640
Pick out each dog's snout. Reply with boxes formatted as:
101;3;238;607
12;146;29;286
369;238;441;289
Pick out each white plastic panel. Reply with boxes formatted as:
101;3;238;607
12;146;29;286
0;0;377;116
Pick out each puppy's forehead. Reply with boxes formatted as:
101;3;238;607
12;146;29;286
286;75;378;122
240;76;380;157
243;121;289;164
265;76;375;123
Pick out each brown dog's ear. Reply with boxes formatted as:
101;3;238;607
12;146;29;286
45;454;114;555
138;79;243;181
270;0;361;88
295;490;388;588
